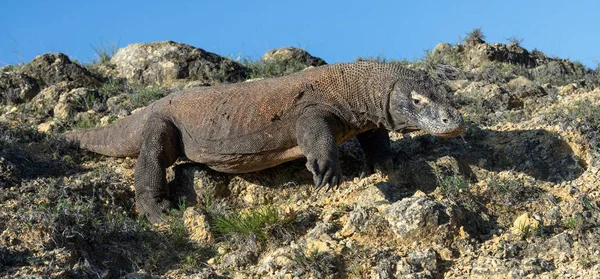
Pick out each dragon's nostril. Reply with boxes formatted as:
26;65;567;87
442;118;449;124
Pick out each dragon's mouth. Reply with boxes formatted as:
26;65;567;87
434;127;466;138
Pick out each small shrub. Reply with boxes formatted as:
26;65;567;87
290;248;339;276
243;58;313;79
464;28;485;45
437;174;471;201
92;41;119;65
354;56;411;66
130;86;166;109
1;64;21;73
506;36;524;46
72;115;101;130
168;218;188;246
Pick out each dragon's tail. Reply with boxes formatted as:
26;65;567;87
64;110;152;157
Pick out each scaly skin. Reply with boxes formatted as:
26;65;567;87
65;61;465;223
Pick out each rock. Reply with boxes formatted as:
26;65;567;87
339;206;374;237
507;76;533;93
370;251;401;279
106;94;131;114
53;88;99;119
306;239;332;255
395;248;439;278
22;53;101;88
447;79;470;91
256;246;295;275
407;248;439;272
384;195;461;242
355;182;407;211
464;43;537;71
36;120;56;134
262;47;326;68
432;43;452;57
27;81;79;115
0;72;40;104
512;212;540;235
110;41;249;86
305;222;337;240
183;207;214;243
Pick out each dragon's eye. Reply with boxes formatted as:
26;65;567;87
413;99;420;105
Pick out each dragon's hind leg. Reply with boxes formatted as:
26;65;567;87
134;114;182;223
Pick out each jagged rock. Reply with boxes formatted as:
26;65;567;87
53;88;99;119
463;43;537;71
183;207;214;243
110;41;249;86
355;182;407;211
339;206;374;237
262;47;326;68
531;60;587;85
22;53;101;87
256;245;296;276
27;81;79;116
305;221;337;240
0;72;40;104
369;250;401;279
384;194;461;241
394;248;439;278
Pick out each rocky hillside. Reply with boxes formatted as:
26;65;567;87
1;31;599;278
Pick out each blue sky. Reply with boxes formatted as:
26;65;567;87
1;1;599;68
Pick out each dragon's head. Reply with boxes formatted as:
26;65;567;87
388;70;465;138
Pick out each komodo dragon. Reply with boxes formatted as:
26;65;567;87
65;61;466;223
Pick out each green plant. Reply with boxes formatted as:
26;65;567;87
506;36;524;46
518;223;534;239
168;218;188;246
130;86;166;109
437;174;470;201
464;28;485;45
73;90;104;112
92;41;119;64
1;64;21;73
564;215;584;230
213;204;287;240
290;248;339;275
488;178;522;204
354;56;411;66
242;57;314;79
72;115;100;129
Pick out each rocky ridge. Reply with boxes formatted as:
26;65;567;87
0;33;599;278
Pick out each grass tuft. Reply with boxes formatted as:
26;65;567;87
91;41;119;65
213;204;289;240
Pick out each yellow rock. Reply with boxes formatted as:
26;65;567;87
305;239;331;255
512;212;540;234
278;205;296;223
37;121;55;133
558;83;577;95
183;207;214;243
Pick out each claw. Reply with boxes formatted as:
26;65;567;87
329;176;338;192
315;176;324;190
